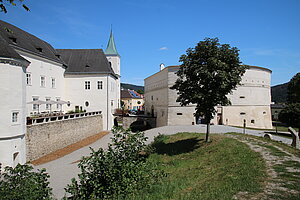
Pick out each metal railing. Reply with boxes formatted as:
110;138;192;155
27;111;102;125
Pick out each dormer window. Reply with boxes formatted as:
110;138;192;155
85;65;90;68
9;37;17;44
55;54;60;58
36;47;43;53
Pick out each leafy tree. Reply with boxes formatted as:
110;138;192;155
65;127;163;199
0;0;29;13
287;72;300;103
279;73;300;132
0;164;53;200
171;38;246;142
278;103;300;130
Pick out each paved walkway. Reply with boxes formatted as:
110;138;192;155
35;125;292;199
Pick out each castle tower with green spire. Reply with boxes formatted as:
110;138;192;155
105;29;121;109
105;30;120;76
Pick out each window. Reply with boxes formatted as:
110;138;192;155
177;113;183;115
240;96;245;99
51;78;55;88
32;97;39;110
56;97;60;109
85;81;90;90
26;73;31;85
9;37;17;43
40;76;45;87
251;119;255;124
36;47;43;52
97;81;103;89
12;112;19;123
45;97;51;110
240;112;246;115
85;101;89;107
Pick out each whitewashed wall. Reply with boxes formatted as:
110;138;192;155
64;74;119;130
144;65;272;129
0;62;26;167
17;50;66;115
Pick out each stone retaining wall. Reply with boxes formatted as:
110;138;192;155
26;114;103;161
117;116;156;129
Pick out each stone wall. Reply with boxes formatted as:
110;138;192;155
116;116;156;130
26;114;103;161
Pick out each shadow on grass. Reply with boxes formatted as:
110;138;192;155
152;137;202;156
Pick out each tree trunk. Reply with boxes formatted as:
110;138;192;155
206;120;211;143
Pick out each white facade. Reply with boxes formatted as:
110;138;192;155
107;54;121;109
0;20;121;167
0;59;28;167
18;50;66;115
64;74;118;130
145;65;273;129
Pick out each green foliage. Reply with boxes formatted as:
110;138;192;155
171;38;245;121
278;103;300;129
287;72;300;104
171;38;246;141
279;73;300;129
65;126;163;199
0;164;52;200
0;0;29;13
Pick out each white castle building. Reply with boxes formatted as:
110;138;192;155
0;20;120;167
144;65;273;129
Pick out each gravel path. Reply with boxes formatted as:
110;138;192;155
35;125;292;199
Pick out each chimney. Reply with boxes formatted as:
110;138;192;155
160;63;165;71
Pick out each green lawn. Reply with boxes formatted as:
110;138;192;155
130;133;267;200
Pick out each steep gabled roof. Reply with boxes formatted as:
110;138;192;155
0;20;64;65
56;49;117;76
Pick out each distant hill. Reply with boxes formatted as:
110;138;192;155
121;83;144;92
271;82;288;103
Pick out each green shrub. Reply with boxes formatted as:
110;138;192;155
0;164;52;200
65;126;163;199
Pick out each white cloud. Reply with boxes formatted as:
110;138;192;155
159;47;168;51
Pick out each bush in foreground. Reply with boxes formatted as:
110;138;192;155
65;126;164;199
0;164;52;200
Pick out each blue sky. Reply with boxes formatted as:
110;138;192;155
1;0;299;86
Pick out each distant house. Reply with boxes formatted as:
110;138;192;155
144;65;273;129
0;20;120;167
121;89;144;111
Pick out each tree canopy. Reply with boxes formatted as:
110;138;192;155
287;72;300;104
171;37;246;142
0;0;29;13
279;73;300;130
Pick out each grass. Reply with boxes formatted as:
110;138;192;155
130;132;267;200
226;132;300;158
226;132;300;199
257;144;290;157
